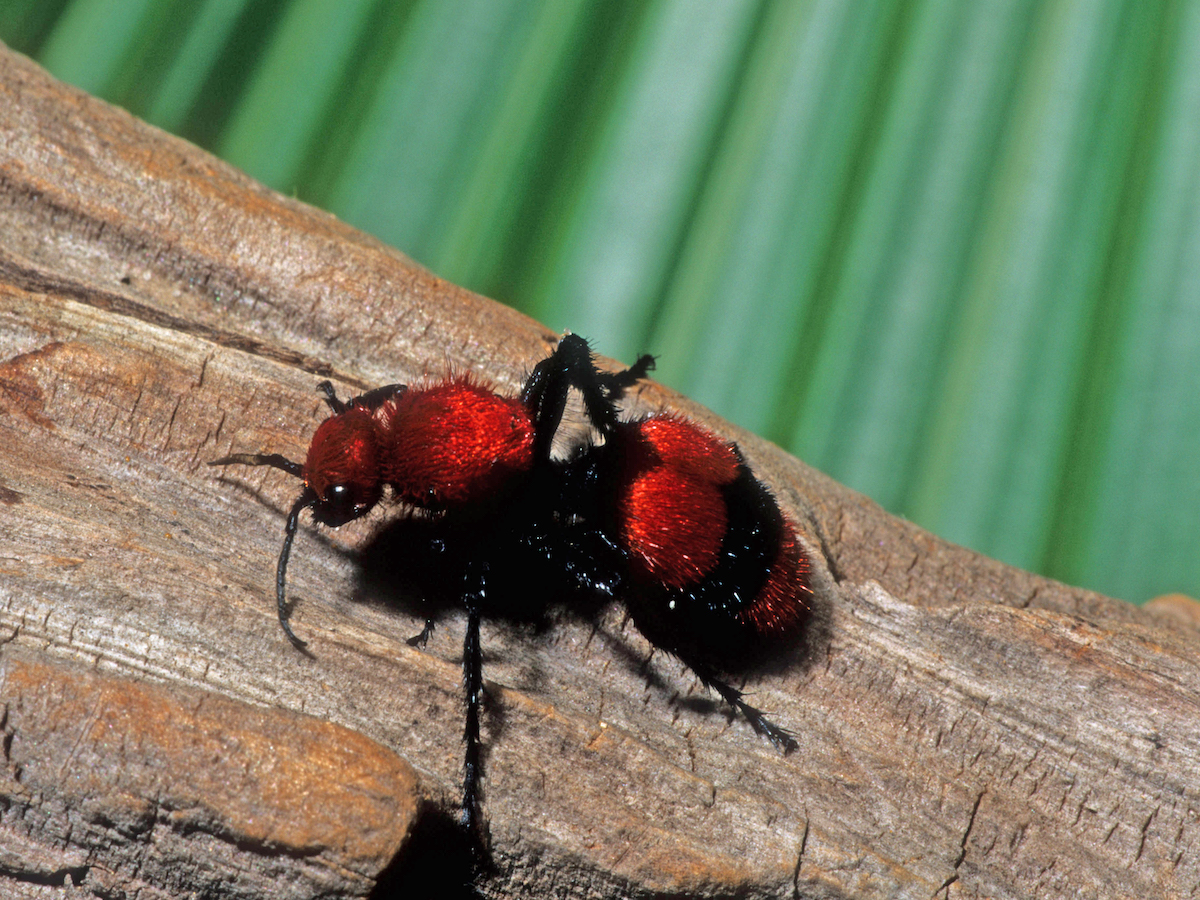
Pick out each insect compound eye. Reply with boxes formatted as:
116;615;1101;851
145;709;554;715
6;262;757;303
313;481;376;527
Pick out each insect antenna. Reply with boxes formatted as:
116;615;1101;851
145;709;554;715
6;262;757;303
276;489;317;648
209;452;304;478
209;453;313;648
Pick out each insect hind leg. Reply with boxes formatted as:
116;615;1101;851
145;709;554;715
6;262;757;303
689;665;797;753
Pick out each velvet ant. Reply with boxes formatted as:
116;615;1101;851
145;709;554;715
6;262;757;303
210;334;811;850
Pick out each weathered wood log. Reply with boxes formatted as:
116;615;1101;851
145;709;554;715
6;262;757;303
0;43;1196;899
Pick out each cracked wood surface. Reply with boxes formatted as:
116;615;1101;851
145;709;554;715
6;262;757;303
0;43;1197;900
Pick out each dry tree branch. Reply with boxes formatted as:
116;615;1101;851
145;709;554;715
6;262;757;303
0;44;1196;899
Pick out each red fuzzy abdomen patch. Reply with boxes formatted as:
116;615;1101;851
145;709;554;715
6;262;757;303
736;522;810;639
617;417;740;588
380;379;536;508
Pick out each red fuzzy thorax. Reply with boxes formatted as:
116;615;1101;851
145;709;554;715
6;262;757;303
614;416;740;588
377;379;536;508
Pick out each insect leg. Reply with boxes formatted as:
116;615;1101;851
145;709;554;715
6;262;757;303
522;334;653;458
316;380;407;414
406;618;436;647
689;664;797;753
594;352;656;400
349;383;407;411
460;563;488;855
316;380;347;414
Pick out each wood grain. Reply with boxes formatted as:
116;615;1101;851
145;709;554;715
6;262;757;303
0;43;1196;899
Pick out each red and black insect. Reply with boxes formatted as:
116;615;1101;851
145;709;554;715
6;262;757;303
210;334;811;850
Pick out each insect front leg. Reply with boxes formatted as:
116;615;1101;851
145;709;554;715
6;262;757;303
459;562;489;858
316;380;407;414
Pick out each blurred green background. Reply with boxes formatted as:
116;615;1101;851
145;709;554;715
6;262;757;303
4;1;1198;606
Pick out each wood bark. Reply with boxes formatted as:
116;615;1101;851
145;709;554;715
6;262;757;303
0;43;1196;899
